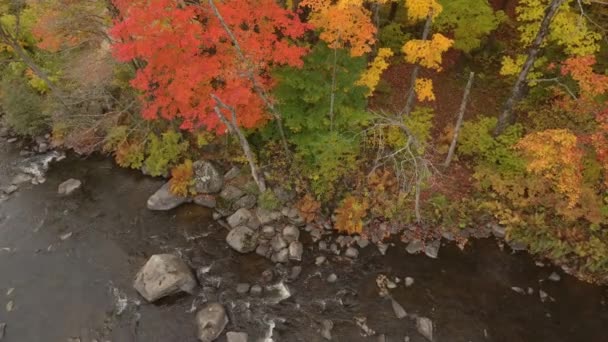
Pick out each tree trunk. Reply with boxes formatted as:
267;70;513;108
444;72;475;167
212;95;267;193
494;0;566;135
402;14;433;117
388;2;399;22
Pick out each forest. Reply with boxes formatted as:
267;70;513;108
0;0;607;283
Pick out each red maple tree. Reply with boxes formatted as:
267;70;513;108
110;0;309;132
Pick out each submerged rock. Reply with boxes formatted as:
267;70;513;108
424;240;440;259
226;226;258;253
406;240;424;254
147;182;190;211
223;166;241;181
193;161;223;194
416;317;434;341
196;303;228;342
133;254;197;302
391;298;407;319
57;179;82;196
226;331;248;342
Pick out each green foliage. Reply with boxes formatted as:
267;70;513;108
258;189;281;211
273;42;370;199
379;23;410;54
435;0;504;53
144;130;189;177
0;76;48;136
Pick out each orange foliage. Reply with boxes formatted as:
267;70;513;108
296;194;321;223
334;195;369;235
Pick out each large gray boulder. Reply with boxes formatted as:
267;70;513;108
227;208;253;228
193;161;223;194
226;226;258;253
133;254;197;302
147;182;190;211
196;303;228;342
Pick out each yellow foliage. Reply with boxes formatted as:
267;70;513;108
402;33;453;71
404;0;443;21
169;159;195;197
516;129;583;207
357;48;394;96
334;195;369;235
414;78;435;101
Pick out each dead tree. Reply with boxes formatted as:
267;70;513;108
444;72;475;167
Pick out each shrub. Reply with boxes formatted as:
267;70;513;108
0;77;49;136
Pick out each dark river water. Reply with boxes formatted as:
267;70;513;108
0;141;607;342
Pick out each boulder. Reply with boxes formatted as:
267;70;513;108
58;179;82;196
2;185;18;195
193;161;223;194
226;332;248;342
282;226;300;243
256;207;281;225
424;240;440;259
406;240;424;255
196;303;228;342
147;182;190;211
223;166;241;181
288;241;303;261
271;235;288;252
261;226;276;239
345;247;359;259
416;317;433;342
220;185;245;202
227;208;253;228
273;248;289;263
234;194;256;210
133;254;197;302
391;298;407;319
194;194;217;208
226;226;258;253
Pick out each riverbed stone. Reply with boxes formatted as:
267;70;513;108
133;254;197;302
377;243;389;255
289;241;303;261
250;285;263;296
2;185;17;195
406;240;424;254
193;161;223;194
196;303;228;342
226;226;258;253
261;226;276;238
548;272;561;282
256;243;270;258
391;298;407;319
236;283;250;294
355;236;370;248
315;256;326;265
194;195;217;208
416;317;433;342
345;247;359;259
234;194;256;210
289;266;303;280
405;277;415;287
424;240;440;259
220;185;245;202
11;173;32;185
147;182;190;211
271;235;288;252
58;179;82;196
226;332;248;342
224;166;241;181
274;248;289;263
0;322;5;340
281;207;299;219
256;207;281;225
491;223;506;239
227;208;253;228
320;319;333;340
282;225;300;243
327;273;337;283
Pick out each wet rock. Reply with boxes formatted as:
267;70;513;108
405;277;415;287
490;223;506;239
539;289;549;302
273;248;289;263
0;322;5;340
391;298;407;319
256;207;281;225
406;240;424;254
193;161;223;194
289;241;303;261
318;241;328;251
315;256;326;266
330;243;340;255
194;195;217;208
527;287;534;295
327;273;337;283
2;185;17;195
264;282;292;304
6;138;17;143
271;235;288;252
356;236;370;248
261;226;276;239
11;173;32;185
227;208;253;228
345;247;359;259
220;185;245;202
416;317;433;342
147;182;190;211
282;225;300;243
320;319;333;340
256;243;270;257
133;254;197;302
234;194;256;210
250;285;263;296
226;332;248;342
58;179;82;196
289;266;302;280
226;226;258;253
424;240;440;259
224;166;241;181
37;142;49;153
196;303;228;342
236;283;250;294
548;272;561;282
511;287;525;295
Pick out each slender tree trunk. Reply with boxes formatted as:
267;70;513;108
402;14;433;116
207;0;291;158
212;95;267;193
494;0;565;135
444;72;475;167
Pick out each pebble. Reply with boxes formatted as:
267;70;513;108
271;235;288;252
250;285;263;296
318;241;328;251
289;266;302;280
345;247;359;259
226;331;248;342
288;241;303;261
377;243;389;255
315;256;326;266
320;319;333;340
511;287;525;295
274;248;289;263
330;243;340;255
416;317;433;342
391;298;407;319
262;226;276;238
404;277;414;287
539;290;549;302
236;283;250;294
327;273;338;283
282;225;300;243
548;272;561;282
356;237;370;248
5;301;13;312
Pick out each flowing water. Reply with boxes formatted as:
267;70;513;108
0;141;606;342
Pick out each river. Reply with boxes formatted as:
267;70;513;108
0;139;606;342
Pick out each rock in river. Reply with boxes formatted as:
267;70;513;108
147;182;190;211
193;161;223;194
226;331;248;342
133;254;197;302
226;226;258;253
196;303;228;342
227;208;253;228
57;178;82;196
416;317;434;342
